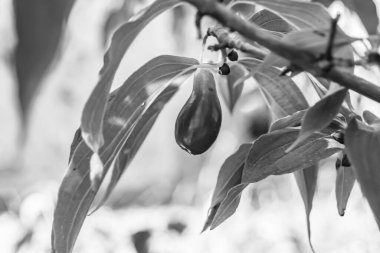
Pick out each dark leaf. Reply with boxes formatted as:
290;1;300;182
335;162;355;216
203;144;251;231
80;0;180;154
345;118;380;229
243;128;343;183
14;0;75;123
52;55;198;253
288;88;348;151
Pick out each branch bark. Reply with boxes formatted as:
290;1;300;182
184;0;380;103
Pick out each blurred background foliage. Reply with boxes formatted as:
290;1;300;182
1;0;380;252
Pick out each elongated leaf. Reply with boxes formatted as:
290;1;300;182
345;119;380;229
211;144;251;206
231;2;256;19
102;0;134;46
294;166;318;252
99;85;179;207
210;183;248;229
335;163;355;216
81;0;180;153
269;110;306;132
249;9;294;34
52;55;198;253
243;0;332;29
220;63;247;112
350;0;379;35
242;128;343;183
363;110;380;125
239;58;308;117
14;0;75;123
288;88;348;151
203;144;251;231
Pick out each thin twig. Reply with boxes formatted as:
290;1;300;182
183;0;380;104
207;26;267;60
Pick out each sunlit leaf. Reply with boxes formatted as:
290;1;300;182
102;0;134;46
288;88;348;152
52;55;198;253
335;162;356;216
294;165;318;252
231;2;256;19
349;0;379;35
269;110;306;132
363;110;380;125
81;0;180;154
242;128;343;183
99;85;180;207
249;9;294;34
345;118;380;229
14;0;75;124
210;183;247;229
239;58;308;117
203;144;251;231
243;0;332;29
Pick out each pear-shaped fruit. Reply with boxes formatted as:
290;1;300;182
175;69;222;155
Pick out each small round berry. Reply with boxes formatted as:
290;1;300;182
218;63;230;75
227;50;239;61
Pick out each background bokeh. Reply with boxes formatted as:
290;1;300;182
1;0;380;252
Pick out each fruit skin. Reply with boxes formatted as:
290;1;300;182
175;69;222;155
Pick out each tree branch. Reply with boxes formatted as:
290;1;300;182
207;26;267;60
184;0;380;103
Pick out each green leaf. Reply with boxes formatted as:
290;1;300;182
294;166;318;252
202;144;250;231
243;0;332;29
335;163;356;216
220;63;247;112
14;0;75;124
363;110;380;125
239;58;309;117
52;55;198;253
249;9;294;34
345;118;380;229
80;0;180;153
288;88;348;152
242;128;343;183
